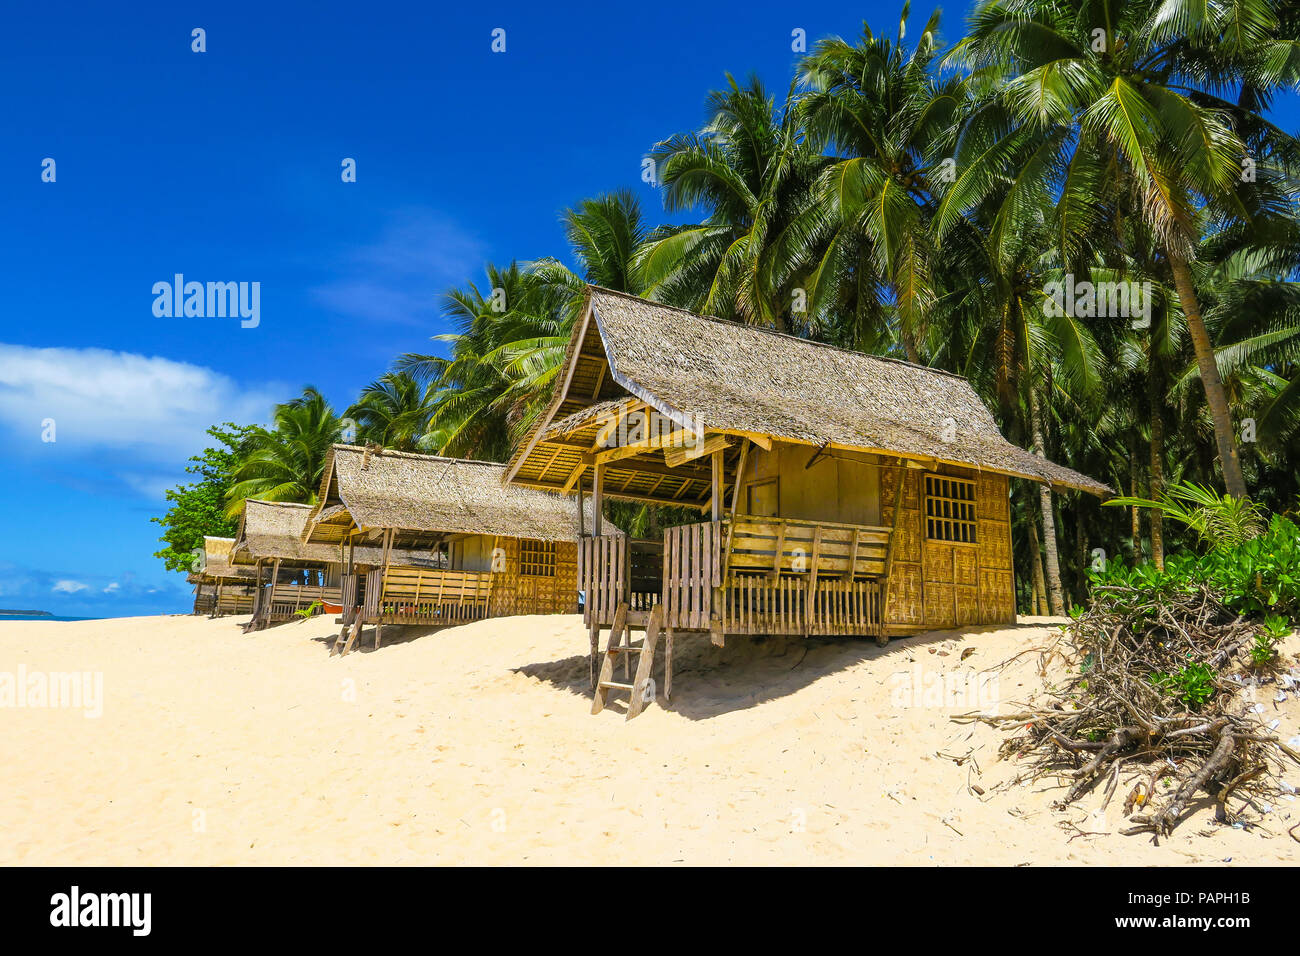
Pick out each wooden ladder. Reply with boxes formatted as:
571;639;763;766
593;603;664;720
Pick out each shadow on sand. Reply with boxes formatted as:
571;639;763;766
512;621;1051;721
307;621;452;656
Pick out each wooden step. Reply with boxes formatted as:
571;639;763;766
592;603;666;720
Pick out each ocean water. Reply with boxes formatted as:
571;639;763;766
0;615;98;622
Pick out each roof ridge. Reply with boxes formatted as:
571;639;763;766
585;285;970;382
330;444;507;468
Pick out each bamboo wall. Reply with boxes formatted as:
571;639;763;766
488;537;579;616
881;465;1015;632
743;442;882;526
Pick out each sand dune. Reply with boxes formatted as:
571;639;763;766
1;612;1295;865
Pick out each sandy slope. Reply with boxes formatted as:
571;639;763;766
0;612;1296;865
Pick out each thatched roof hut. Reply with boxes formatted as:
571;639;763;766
506;287;1110;503
195;536;259;583
499;288;1113;716
304;444;598;547
303;446;598;649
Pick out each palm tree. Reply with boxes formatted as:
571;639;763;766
397;263;566;460
795;7;966;360
947;0;1300;497
637;74;828;331
224;387;342;516
344;372;435;452
403;194;654;460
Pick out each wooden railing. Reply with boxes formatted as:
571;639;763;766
214;587;256;616
663;521;722;630
726;515;890;579
376;565;493;625
341;573;358;625
581;515;889;638
263;583;342;622
578;535;660;627
719;575;883;636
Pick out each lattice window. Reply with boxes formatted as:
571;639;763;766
520;539;557;577
925;475;977;543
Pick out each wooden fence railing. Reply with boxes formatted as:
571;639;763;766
579;535;661;626
376;565;493;625
341;573;358;626
263;583;342;622
663;521;722;630
581;514;888;638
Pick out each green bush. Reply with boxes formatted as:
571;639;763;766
1090;515;1300;623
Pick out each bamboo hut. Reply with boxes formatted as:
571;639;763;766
188;536;259;617
504;287;1112;715
231;500;351;630
302;445;598;655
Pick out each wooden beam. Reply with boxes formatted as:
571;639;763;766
587;427;701;466
560;461;586;493
664;433;730;468
711;448;724;522
593;462;604;536
721;430;772;451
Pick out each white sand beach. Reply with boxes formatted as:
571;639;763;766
1;613;1296;866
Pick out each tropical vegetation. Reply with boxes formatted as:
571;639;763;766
157;0;1300;617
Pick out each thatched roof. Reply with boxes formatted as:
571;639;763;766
304;445;597;544
232;500;343;566
196;536;259;583
506;287;1111;498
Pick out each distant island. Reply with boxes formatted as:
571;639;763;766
0;609;53;617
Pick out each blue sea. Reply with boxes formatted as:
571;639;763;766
0;615;99;622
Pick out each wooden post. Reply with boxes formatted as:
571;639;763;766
376;528;393;649
664;628;674;701
879;459;908;646
711;448;724;522
269;558;281;627
593;462;604;536
576;479;585;537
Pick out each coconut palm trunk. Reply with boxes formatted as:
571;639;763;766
1147;355;1166;570
1026;385;1064;615
1168;253;1247;498
1025;504;1049;616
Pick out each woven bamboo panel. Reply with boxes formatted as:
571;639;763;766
975;472;1015;624
924;583;956;627
979;568;1015;622
954;546;978;586
924;541;954;583
882;466;925;625
491;538;580;616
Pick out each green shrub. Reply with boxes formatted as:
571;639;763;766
1090;515;1300;623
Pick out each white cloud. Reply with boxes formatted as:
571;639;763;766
102;582;120;593
52;580;89;594
0;345;280;462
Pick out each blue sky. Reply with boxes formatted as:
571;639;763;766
3;0;935;616
6;2;1295;617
